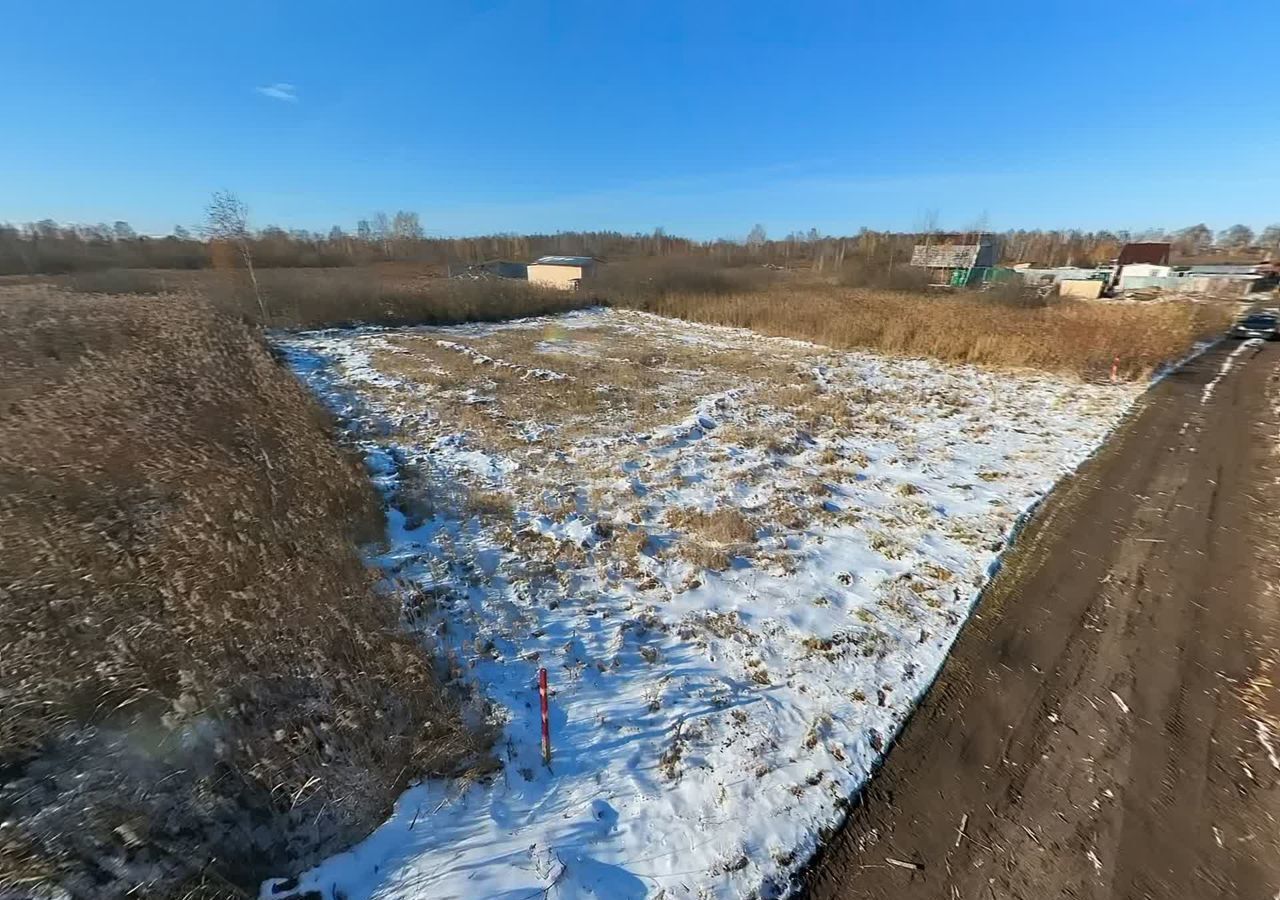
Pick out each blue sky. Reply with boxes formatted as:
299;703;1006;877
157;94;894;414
2;1;1277;239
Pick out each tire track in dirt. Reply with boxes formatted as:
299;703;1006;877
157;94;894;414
799;339;1280;900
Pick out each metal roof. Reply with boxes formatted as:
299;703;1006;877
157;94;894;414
531;255;595;266
1186;264;1261;275
920;232;995;243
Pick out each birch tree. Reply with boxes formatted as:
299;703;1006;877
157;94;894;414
203;190;265;320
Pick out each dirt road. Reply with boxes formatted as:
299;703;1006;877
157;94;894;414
801;340;1280;900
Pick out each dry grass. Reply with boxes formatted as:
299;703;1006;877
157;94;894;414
467;489;516;520
669;508;757;544
608;526;652;577
668;508;758;571
0;288;492;898
368;324;795;452
621;286;1232;380
63;267;172;294
47;266;1233;383
54;266;593;331
248;268;590;329
587;256;779;305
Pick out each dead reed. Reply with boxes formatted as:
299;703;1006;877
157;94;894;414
52;264;1233;383
0;287;492;898
621;286;1232;380
245;268;591;329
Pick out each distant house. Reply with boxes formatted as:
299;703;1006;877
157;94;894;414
527;255;598;289
1115;270;1267;297
909;233;998;270
1108;242;1173;293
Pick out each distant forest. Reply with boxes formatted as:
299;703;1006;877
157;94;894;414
1;213;1276;276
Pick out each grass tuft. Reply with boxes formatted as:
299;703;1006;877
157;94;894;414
667;507;758;572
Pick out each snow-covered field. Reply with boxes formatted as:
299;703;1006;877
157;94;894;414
264;308;1140;900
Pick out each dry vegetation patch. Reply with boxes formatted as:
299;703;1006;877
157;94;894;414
467;488;516;520
41;261;1232;386
366;323;798;452
621;286;1230;380
0;288;490;898
668;507;758;544
52;266;594;331
667;507;759;571
253;268;592;329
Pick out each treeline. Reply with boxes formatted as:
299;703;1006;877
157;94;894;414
2;216;1277;276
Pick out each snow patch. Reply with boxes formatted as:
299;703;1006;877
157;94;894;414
1201;340;1259;405
435;338;570;381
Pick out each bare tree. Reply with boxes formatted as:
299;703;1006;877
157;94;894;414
1261;224;1280;257
1217;224;1254;251
746;223;767;252
392;210;423;240
649;225;667;256
371;212;392;257
916;209;940;238
203;190;264;320
388;211;423;258
1174;223;1213;256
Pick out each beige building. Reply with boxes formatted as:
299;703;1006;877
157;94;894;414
1058;279;1104;299
527;255;598;289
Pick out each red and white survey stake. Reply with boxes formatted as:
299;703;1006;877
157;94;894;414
538;667;551;764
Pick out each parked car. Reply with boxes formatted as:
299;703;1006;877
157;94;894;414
1230;313;1279;340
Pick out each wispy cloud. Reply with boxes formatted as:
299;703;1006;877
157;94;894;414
255;82;298;102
